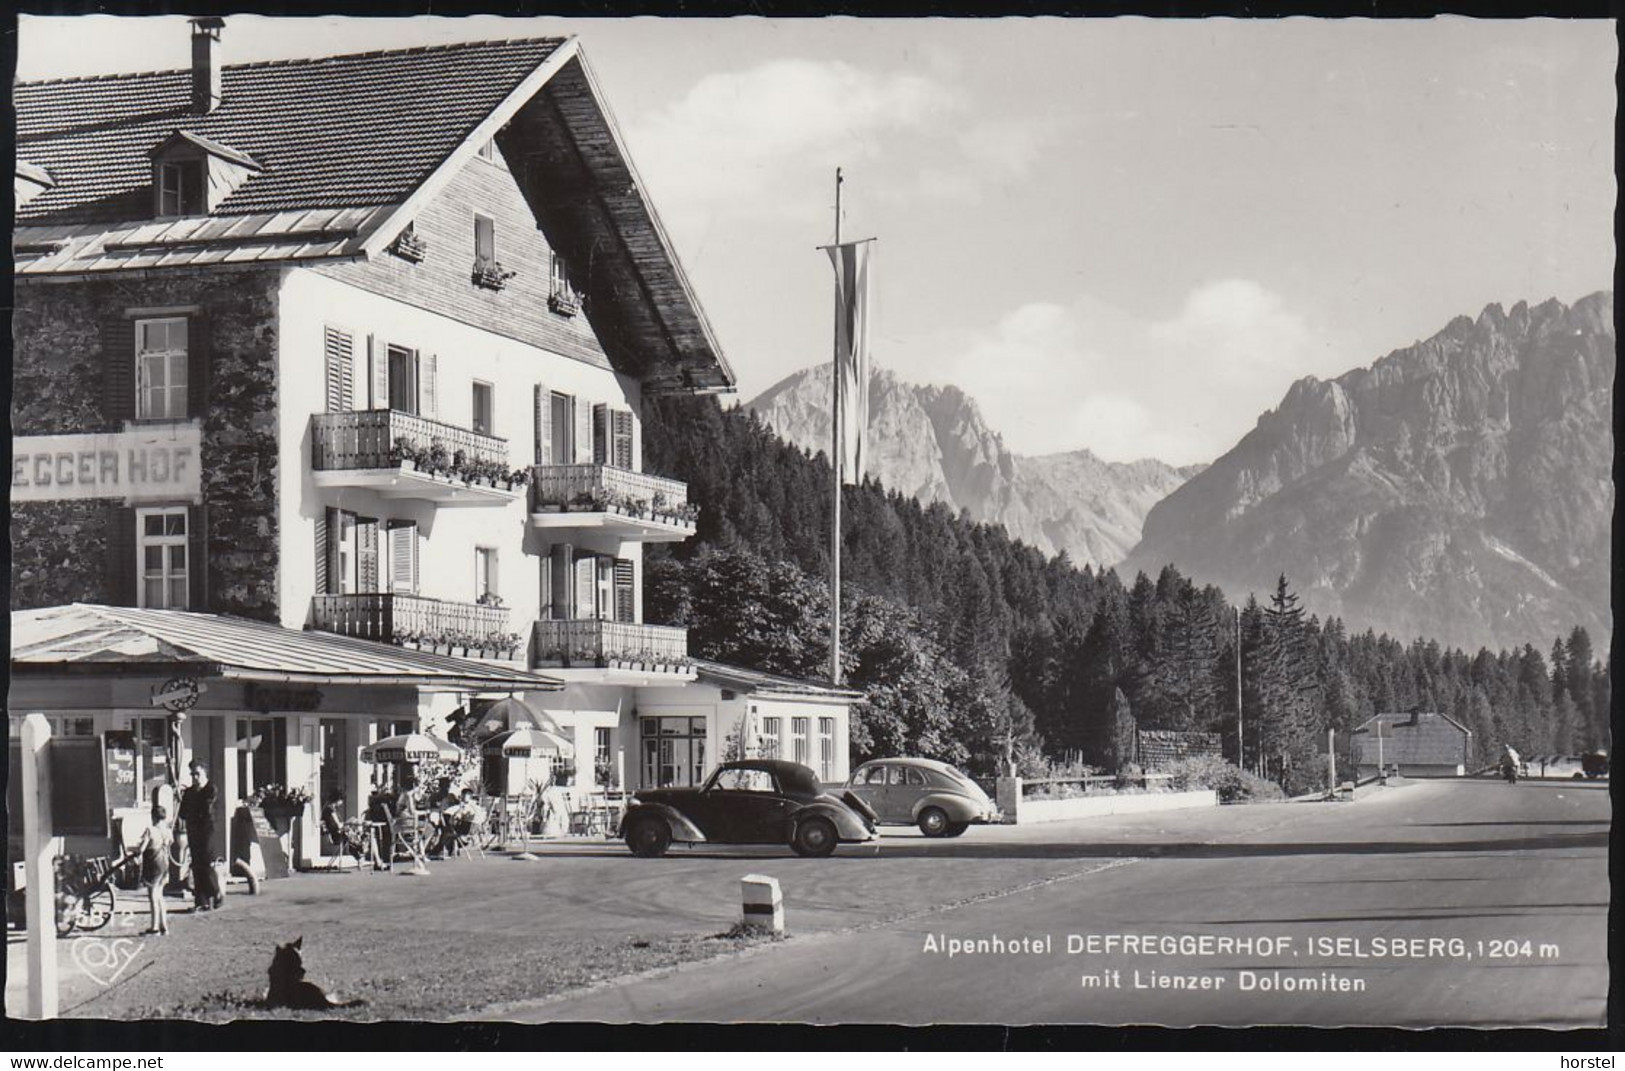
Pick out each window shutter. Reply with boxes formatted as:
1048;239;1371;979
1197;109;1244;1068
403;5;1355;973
614;559;635;623
388;521;418;594
575;553;597;620
533;384;551;465
314;509;329;595
103;317;137;428
613;409;635;470
357;518;380;593
574;399;593;464
324;327;354;413
187;504;206;610
549;545;571;620
421;353;437;419
592;403;610;465
105;504;137;605
369;335;387;410
186;314;210;423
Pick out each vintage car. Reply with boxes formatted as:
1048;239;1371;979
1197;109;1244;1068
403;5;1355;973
1579;750;1609;779
617;759;879;858
844;757;1000;837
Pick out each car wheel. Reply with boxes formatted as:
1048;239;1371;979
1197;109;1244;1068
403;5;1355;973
942;822;969;838
626;815;671;858
792;816;838;858
917;807;951;838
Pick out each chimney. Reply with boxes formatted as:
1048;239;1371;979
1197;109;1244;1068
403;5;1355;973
190;17;226;115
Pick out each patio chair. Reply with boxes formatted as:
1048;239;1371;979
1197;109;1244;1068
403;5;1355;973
394;808;431;874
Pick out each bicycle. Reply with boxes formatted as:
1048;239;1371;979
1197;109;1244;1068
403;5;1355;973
54;852;138;937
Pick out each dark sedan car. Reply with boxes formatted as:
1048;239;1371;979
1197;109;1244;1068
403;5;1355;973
617;759;880;858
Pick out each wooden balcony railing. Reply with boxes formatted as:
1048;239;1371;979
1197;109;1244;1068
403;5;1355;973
531;464;690;514
312;409;508;472
532;619;689;670
311;593;515;653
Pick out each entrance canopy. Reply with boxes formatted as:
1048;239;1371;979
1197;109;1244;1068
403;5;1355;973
10;604;562;693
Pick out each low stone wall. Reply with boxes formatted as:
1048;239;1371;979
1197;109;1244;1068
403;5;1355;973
995;778;1217;824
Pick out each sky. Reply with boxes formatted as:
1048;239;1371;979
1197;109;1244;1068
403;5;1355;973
17;16;1616;465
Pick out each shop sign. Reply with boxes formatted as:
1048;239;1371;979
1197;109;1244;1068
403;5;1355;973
10;424;202;504
244;682;323;713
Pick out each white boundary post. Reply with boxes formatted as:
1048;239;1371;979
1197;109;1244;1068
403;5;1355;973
22;712;59;1018
740;873;784;933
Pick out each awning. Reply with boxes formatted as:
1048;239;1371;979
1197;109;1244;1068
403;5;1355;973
10;604;562;692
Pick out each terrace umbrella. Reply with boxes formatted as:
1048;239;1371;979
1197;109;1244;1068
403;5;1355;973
482;728;575;760
360;733;444;764
476;696;562;739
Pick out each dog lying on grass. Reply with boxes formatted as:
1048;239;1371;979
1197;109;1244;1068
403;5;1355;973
266;937;364;1010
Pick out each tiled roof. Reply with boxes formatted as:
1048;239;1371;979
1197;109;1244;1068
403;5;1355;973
11;604;561;692
15;37;564;224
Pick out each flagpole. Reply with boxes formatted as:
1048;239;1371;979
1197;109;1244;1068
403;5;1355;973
830;167;844;687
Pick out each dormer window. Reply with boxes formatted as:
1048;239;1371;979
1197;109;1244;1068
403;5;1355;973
159;159;206;216
149;130;263;218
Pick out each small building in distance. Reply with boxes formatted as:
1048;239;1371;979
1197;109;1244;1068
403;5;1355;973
1350;711;1472;778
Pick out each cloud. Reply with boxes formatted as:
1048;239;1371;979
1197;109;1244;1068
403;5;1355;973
913;281;1336;465
626;59;955;214
1147;278;1316;383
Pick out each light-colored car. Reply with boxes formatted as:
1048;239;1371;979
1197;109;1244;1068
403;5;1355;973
844;757;999;837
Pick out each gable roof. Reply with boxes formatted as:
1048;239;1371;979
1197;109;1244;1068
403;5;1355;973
15;34;734;393
1351;711;1470;766
16;38;564;223
11;603;562;692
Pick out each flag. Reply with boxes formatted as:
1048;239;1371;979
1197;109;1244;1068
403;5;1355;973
826;240;872;486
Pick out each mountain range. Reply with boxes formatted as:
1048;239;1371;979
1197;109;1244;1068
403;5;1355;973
748;291;1613;652
747;364;1201;568
1123;292;1614;651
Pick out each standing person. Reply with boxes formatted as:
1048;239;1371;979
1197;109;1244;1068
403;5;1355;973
178;761;222;910
137;806;172;936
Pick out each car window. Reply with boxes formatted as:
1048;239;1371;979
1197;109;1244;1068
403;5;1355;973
713;768;776;793
887;766;911;786
863;766;888;785
905;767;927;786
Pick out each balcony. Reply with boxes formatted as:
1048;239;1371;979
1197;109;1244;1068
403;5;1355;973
311;593;521;659
311;410;523;507
532;619;692;676
529;465;698;543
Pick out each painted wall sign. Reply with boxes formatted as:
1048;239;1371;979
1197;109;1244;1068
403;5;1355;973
10;424;202;503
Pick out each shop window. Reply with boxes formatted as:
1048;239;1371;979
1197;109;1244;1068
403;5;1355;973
136;317;189;420
235;717;287;798
818;717;836;782
48;716;96;737
133;716;173;802
472;380;495;436
791;717;810;767
136;507;189;609
640;716;706;788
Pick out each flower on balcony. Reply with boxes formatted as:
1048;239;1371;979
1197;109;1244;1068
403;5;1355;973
252;783;312;811
548;290;581;317
476;591;505;608
425;440;453;477
390;228;428;263
472;257;517;290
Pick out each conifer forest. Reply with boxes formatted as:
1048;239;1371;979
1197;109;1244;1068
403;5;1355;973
643;397;1612;794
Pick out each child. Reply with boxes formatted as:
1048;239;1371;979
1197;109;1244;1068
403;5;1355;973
139;805;172;936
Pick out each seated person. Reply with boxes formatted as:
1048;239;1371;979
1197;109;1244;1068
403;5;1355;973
321;796;367;861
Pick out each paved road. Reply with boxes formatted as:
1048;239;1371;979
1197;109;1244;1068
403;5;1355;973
489;778;1609;1027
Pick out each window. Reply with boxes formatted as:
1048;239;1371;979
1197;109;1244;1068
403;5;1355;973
712;767;775;793
322;509;380;595
887;765;911;786
48;716;96;738
478;139;495;161
475;547;499;602
158;158;205;216
550;392;574;462
550;253;574;299
818;718;836;781
594;727;613;784
136;318;189;420
235;717;287;798
137;507;189;609
474;213;496;266
640;716;706;788
471;381;495;436
759;716;781;759
863;765;888;786
791;718;810;766
387;345;418;414
134;716;174;801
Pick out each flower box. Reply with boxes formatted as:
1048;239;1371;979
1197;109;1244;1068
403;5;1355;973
472;259;516;291
548;292;581;317
391;232;428;263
